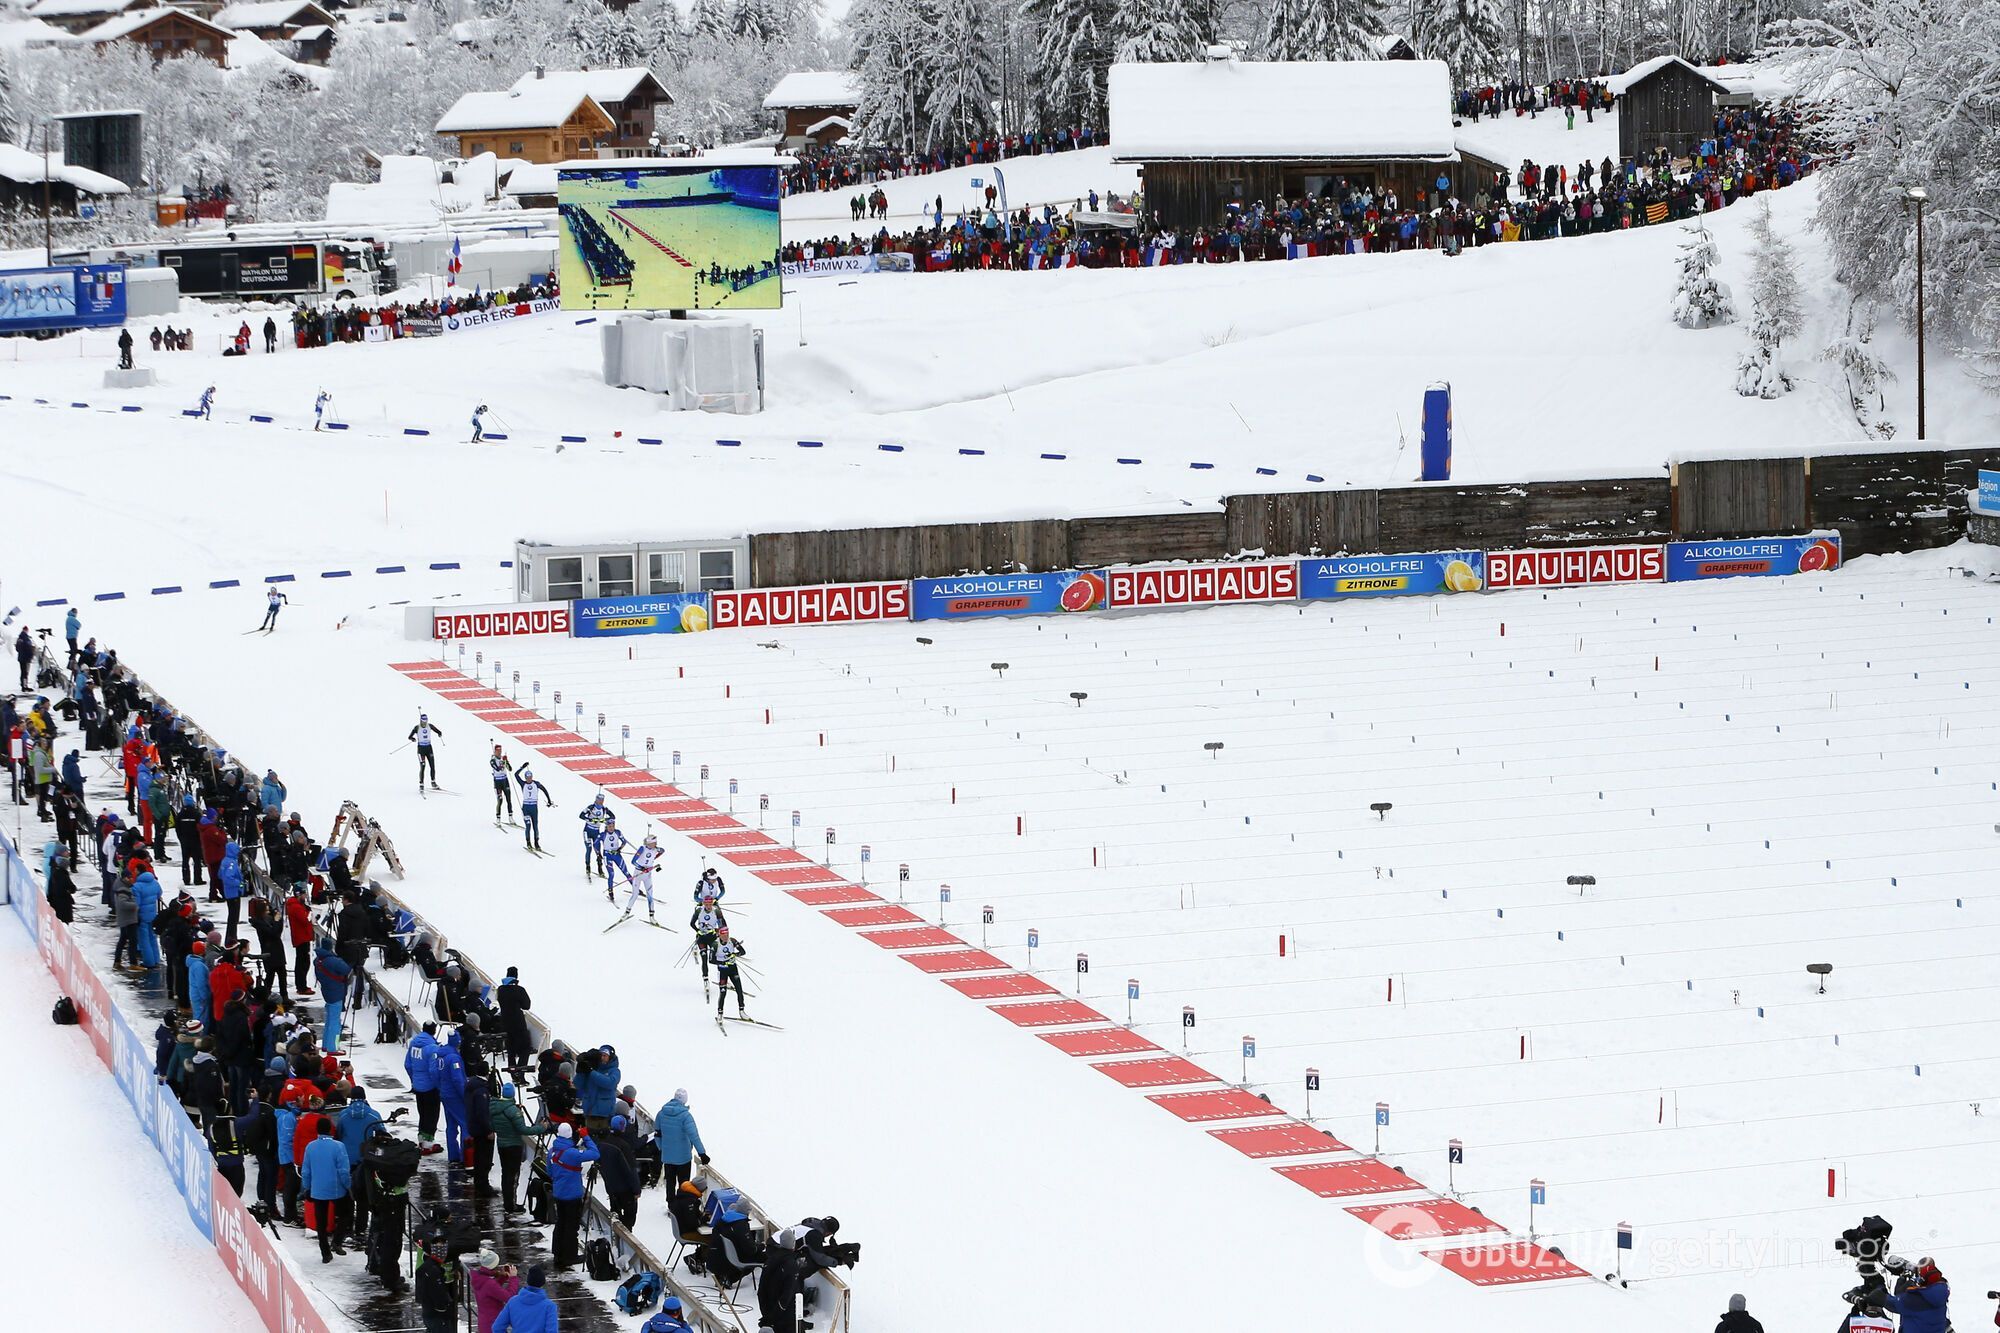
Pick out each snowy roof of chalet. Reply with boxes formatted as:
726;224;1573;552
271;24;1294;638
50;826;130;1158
1109;58;1458;162
213;0;331;27
502;162;558;196
0;15;70;45
290;22;328;38
0;142;130;193
1605;55;1731;96
435;88;611;134
763;70;861;110
227;30;327;80
78;5;231;40
507;67;669;108
26;0;140;18
804;114;851;135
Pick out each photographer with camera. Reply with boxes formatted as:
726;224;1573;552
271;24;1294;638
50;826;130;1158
1835;1217;1953;1333
1880;1258;1952;1333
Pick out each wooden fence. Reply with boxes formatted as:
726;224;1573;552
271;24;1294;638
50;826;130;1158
749;445;1999;586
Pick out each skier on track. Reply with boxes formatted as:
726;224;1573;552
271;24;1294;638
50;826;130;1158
198;385;216;419
621;834;662;920
489;744;514;821
408;713;443;791
259;587;288;632
710;925;749;1020
514;763;551;851
596;818;632;901
470;404;489;444
314;391;331;431
693;867;725;907
690;901;726;985
578;794;611;878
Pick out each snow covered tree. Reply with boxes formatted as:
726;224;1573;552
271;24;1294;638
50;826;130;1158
927;0;999;145
1818;298;1897;438
850;0;933;147
1671;217;1735;329
1737;202;1803;399
1022;0;1114;125
1259;0;1385;61
1411;0;1503;82
1112;0;1212;62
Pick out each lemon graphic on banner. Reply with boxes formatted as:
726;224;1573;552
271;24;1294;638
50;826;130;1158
680;602;710;633
1443;559;1483;593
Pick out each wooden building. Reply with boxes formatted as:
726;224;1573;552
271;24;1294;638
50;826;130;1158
763;71;862;150
1108;56;1503;233
0;141;132;214
25;0;148;36
506;67;674;153
1608;56;1731;162
78;6;234;65
434;88;617;165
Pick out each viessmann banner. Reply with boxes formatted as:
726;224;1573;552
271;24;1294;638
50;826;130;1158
572;592;712;636
1299;551;1486;599
1666;534;1841;581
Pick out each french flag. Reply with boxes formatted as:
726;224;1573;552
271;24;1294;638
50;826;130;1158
447;235;462;287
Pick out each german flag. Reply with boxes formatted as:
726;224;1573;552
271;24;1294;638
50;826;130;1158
1645;201;1669;225
291;243;316;260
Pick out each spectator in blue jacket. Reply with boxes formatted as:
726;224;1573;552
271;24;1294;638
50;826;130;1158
576;1045;621;1131
260;769;287;814
217;838;246;943
337;1085;384;1160
59;749;83;796
405;1024;443;1146
299;1120;351;1262
132;868;163;967
546;1123;599;1270
1883;1261;1951;1333
437;1030;471;1162
314;942;353;1053
186;940;212;1022
492;1266;558;1333
654;1087;710;1191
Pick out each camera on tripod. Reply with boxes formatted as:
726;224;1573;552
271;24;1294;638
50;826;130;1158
1836;1216;1910;1307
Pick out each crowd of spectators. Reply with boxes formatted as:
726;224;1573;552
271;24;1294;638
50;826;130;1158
1456;77;1615;123
781;126;1104;196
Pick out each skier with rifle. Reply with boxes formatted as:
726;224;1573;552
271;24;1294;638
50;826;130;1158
596;816;632;900
514;763;551;851
711;925;749;1021
489;744;514;821
690;900;726;989
408;713;443;791
578;793;610;878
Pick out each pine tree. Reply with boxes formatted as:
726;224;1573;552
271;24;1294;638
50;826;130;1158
1670;217;1735;329
1411;0;1503;82
1818;298;1897;438
850;0;933;148
926;0;998;146
1023;0;1114;126
1737;200;1803;398
1260;0;1385;61
1112;0;1210;63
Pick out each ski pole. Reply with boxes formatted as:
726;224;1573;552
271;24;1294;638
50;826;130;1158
388;741;411;755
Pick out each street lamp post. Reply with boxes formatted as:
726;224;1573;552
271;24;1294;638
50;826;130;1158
1904;186;1928;440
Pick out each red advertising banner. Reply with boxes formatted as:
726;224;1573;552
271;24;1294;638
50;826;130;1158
1486;545;1665;590
1107;561;1300;609
37;911;113;1065
431;602;572;640
712;581;912;630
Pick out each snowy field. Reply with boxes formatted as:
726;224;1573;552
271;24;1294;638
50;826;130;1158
23;540;2000;1333
0;924;268;1333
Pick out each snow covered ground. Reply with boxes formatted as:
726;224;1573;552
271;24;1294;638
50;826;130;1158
0;923;268;1333
21;539;2000;1333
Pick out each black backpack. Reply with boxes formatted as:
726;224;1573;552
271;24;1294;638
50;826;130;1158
585;1236;619;1282
375;1005;404;1044
525;1176;553;1224
379;937;409;969
51;996;78;1026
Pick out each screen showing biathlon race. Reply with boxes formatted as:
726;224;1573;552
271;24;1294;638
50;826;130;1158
557;161;784;312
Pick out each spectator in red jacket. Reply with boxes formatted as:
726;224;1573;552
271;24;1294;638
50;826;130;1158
199;809;228;902
285;885;316;996
208;946;249;1022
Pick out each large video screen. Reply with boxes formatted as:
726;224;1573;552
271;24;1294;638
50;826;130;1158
557;161;783;312
0;264;126;333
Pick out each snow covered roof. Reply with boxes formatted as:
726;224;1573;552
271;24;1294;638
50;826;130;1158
507;67;669;109
763;70;861;110
1605;55;1731;97
0;15;70;45
1109;59;1459;162
78;5;231;41
213;0;331;27
290;22;327;38
804;114;852;136
227;29;326;81
435;88;612;134
0;141;130;194
501;162;558;197
26;0;140;18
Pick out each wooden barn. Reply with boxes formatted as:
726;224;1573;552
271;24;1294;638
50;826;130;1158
1608;56;1731;162
1108;55;1504;233
764;71;861;150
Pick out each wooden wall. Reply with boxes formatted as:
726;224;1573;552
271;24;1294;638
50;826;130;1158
1618;62;1721;161
747;447;1996;586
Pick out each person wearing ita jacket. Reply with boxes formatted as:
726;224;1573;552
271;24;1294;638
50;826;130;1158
404;1026;443;1146
186;941;212;1024
131;868;163;968
260;769;286;815
437;1030;470;1164
491;1266;558;1333
314;942;353;1054
654;1087;709;1191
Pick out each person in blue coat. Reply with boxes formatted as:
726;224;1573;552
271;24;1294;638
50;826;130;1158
59;750;83;796
337;1086;383;1160
642;1296;693;1333
63;608;80;667
186;941;212;1023
404;1025;443;1146
260;769;286;814
131;869;163;968
314;942;353;1054
299;1120;351;1261
218;839;246;944
575;1045;621;1130
1883;1260;1951;1333
491;1266;558;1333
437;1029;469;1163
653;1087;710;1191
545;1124;598;1271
